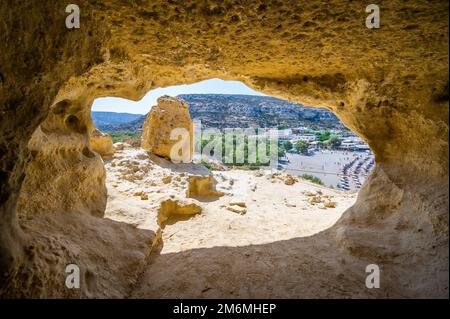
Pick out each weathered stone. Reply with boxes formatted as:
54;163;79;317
0;0;447;298
284;175;297;185
162;176;172;184
157;198;202;225
324;201;337;208
90;129;115;159
229;201;246;208
309;195;323;205
114;143;125;151
226;206;247;215
17;121;107;220
186;174;224;198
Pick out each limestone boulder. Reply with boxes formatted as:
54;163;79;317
90;129;115;159
284;175;297;185
186;174;224;198
141;96;193;162
157;198;202;226
0;0;448;298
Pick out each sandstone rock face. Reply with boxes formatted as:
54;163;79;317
157;198;202;226
90;129;115;159
186;174;225;198
141;96;193;162
0;1;448;298
17;101;107;220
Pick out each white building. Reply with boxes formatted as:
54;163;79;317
294;135;317;142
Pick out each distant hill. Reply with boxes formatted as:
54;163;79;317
181;94;341;130
93;94;344;133
91;111;143;131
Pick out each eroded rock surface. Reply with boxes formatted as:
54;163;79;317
186;174;225;199
157;198;202;226
0;1;448;298
17;103;107;220
90;129;115;159
141;96;193;162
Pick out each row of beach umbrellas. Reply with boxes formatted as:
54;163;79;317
338;155;374;191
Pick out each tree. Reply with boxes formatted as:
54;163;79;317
316;131;331;142
283;140;293;152
295;140;309;154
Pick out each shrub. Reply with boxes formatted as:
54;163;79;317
300;174;324;185
105;131;141;144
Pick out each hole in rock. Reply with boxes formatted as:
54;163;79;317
65;114;87;134
90;78;375;254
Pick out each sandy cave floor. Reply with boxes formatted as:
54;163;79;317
105;145;357;253
99;144;384;298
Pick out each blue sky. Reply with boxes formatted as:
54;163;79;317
91;78;265;114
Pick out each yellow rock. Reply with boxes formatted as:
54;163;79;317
226;206;247;215
229;201;247;208
157;198;202;225
90;129;115;159
162;176;172;184
324;201;337;208
309;195;323;205
114;143;125;151
141;96;193;162
186;174;224;198
284;175;297;185
3;0;448;298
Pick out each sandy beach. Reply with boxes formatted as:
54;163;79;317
283;150;374;190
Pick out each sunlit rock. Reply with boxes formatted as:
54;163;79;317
141;96;193;162
0;0;447;298
186;174;224;198
157;198;202;226
90;129;115;159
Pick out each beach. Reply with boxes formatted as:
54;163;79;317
282;150;374;190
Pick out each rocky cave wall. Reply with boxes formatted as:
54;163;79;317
0;0;448;297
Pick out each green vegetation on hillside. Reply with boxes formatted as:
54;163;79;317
105;131;140;143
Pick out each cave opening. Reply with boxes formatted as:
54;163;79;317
9;67;447;298
88;78;375;254
1;0;447;299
